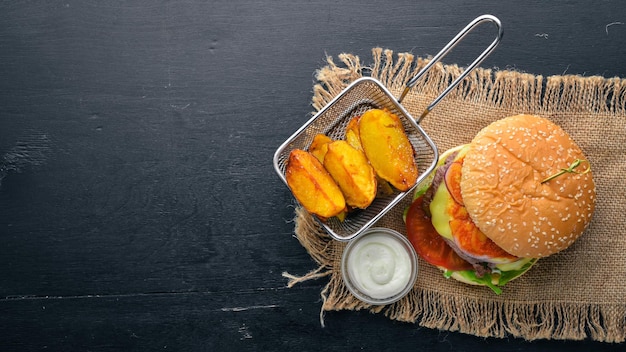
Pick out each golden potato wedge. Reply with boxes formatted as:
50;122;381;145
358;109;418;191
308;134;332;163
346;116;394;197
323;140;377;209
285;149;346;219
345;116;363;151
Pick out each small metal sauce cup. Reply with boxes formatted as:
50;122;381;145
341;228;418;305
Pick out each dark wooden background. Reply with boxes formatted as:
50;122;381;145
1;1;625;351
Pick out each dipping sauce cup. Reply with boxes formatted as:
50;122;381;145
341;228;418;305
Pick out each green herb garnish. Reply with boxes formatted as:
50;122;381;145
541;159;590;184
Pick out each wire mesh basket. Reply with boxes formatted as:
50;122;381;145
274;15;503;241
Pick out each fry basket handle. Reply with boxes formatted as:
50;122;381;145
398;14;503;123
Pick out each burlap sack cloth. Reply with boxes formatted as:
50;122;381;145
282;48;626;342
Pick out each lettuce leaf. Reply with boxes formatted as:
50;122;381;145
443;258;537;295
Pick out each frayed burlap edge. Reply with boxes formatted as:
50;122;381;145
282;48;626;343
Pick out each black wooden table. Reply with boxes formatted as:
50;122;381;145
1;1;625;350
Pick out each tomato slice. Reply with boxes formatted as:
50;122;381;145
450;216;519;262
406;197;473;271
444;161;464;205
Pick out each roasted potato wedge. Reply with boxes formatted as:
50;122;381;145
345;116;363;151
285;149;346;219
323;140;377;209
345;116;394;197
309;133;333;163
358;109;418;191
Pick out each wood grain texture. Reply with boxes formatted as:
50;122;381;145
0;0;625;350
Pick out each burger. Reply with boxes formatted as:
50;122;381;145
405;114;596;294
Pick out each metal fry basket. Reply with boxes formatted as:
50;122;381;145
274;15;503;241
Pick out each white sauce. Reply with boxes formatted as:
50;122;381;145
347;232;413;299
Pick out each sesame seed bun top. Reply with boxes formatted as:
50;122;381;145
460;114;596;258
